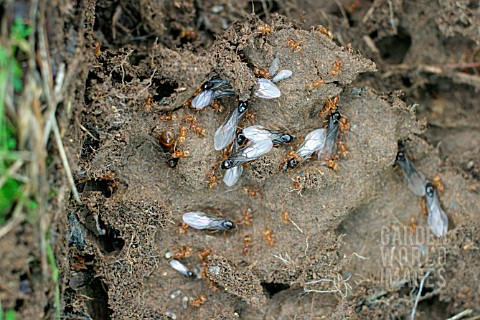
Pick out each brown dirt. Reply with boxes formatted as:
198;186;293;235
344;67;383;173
1;0;479;319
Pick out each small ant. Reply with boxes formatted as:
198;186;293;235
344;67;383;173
145;95;153;112
242;187;261;197
331;60;342;76
243;208;253;226
319;96;339;119
189;123;207;136
281;211;290;224
176;222;189;235
207;168;218;189
252;66;271;79
263;228;274;246
315;26;333;39
243;235;254;254
288;40;302;52
432;176;444;195
177;125;188;144
190;295;207;307
171;148;190;159
257;23;273;35
159;114;179;121
173;246;193;259
197;248;212;261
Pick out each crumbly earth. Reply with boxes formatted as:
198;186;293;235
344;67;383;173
1;0;479;319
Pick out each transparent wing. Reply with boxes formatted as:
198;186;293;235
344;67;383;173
192;90;215;110
272;70;292;83
318;123;339;160
213;88;235;99
182;212;229;230
398;156;426;196
426;190;448;237
169;259;192;277
254;78;281;99
214;108;242;151
243;125;271;143
269;57;280;76
223;165;243;187
208;78;232;91
297;129;326;159
229;139;273;163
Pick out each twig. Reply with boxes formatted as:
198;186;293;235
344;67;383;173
0;201;25;240
0;159;24;189
447;309;473;320
52;117;82;205
410;271;431;320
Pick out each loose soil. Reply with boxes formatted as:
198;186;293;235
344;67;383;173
1;0;479;319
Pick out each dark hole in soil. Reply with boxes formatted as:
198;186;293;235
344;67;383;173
99;223;125;253
84;278;113;320
261;282;290;298
152;78;178;103
375;27;412;64
245;1;280;19
77;179;116;198
80;124;101;159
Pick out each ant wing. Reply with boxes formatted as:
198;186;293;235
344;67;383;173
426;188;448;237
243;125;271;143
398;155;426;196
272;70;292;83
229;139;273;163
169;259;193;277
209;78;232;91
192;90;215;110
182;212;228;230
318;122;339;160
214;107;243;151
254;79;281;99
223;165;243;187
214;88;235;99
269;57;280;76
296;129;326;159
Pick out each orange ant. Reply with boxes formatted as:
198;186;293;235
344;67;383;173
94;41;102;56
306;78;326;92
243;208;253;226
243;235;254;254
189;123;207;136
173;246;193;259
176;222;189;235
242;187;261;197
257;23;273;35
331;60;342;76
339;116;350;133
179;29;197;40
159;114;179;121
252;66;271;79
315;26;333;39
288;40;302;52
171;148;190;159
211;100;225;113
338;141;350;159
197;248;212;261
263;228;274;246
326;156;339;171
177;125;188;144
243;111;257;122
145;95;153;112
182;115;197;123
290;174;304;194
433;176;444;195
207;168;218;189
190;294;207;307
319;96;340;118
281;210;290;224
